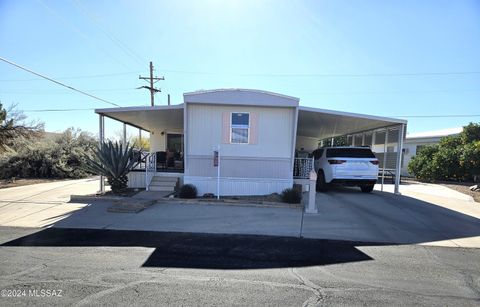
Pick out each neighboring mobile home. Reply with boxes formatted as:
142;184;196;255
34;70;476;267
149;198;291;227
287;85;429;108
401;127;463;176
96;88;407;196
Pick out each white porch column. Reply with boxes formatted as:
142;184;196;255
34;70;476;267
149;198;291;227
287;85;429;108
139;129;142;145
122;123;127;146
394;124;405;195
99;114;105;193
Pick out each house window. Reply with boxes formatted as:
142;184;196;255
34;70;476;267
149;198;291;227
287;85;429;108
231;112;249;144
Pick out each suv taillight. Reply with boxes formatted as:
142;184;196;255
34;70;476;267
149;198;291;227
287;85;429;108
370;160;379;165
328;159;346;164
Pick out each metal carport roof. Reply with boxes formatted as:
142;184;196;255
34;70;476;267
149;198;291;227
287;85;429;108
297;106;407;140
95;104;184;132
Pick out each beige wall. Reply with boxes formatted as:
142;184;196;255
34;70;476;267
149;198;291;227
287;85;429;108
185;104;297;190
187;104;295;158
150;129;183;152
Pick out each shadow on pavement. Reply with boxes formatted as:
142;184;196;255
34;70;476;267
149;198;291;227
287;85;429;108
310;185;480;245
1;228;383;269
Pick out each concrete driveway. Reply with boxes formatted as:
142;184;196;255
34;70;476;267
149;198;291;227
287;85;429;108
0;178;479;248
302;183;480;248
0;178;101;227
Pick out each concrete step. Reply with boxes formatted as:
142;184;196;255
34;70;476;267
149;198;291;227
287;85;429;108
148;185;175;192
151;176;178;183
149;180;177;187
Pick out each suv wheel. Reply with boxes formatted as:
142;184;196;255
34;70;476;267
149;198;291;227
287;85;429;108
360;184;374;193
316;170;328;192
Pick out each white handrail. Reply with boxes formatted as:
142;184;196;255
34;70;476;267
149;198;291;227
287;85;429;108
145;153;156;191
293;157;314;179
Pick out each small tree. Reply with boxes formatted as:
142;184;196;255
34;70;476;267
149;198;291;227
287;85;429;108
82;141;140;193
0;102;43;151
408;122;480;182
408;145;439;182
460;141;480;180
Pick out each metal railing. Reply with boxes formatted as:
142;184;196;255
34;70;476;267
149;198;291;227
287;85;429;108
293;157;315;179
145;153;157;191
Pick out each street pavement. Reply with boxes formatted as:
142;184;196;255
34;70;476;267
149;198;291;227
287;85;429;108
0;227;479;306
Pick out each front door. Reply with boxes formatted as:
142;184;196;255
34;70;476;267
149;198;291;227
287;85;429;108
166;133;183;153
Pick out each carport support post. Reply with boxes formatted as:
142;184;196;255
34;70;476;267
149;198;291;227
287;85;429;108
381;128;389;192
394;124;405;195
99;115;105;193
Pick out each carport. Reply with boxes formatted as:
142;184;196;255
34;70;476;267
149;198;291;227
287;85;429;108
295;106;407;194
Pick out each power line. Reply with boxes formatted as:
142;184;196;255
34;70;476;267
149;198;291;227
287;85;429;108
0;56;121;107
71;0;145;65
1;88;136;94
158;68;480;78
0;71;140;82
392;114;480;118
24;108;96;112
36;0;132;71
19;106;480;119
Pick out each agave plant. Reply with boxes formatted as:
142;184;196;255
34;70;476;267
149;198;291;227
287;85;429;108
83;140;140;193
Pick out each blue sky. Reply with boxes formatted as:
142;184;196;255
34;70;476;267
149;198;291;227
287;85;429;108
1;0;479;138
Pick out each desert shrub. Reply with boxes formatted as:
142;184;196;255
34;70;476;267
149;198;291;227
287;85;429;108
179;184;197;199
281;188;302;204
0;128;96;180
82;141;140;194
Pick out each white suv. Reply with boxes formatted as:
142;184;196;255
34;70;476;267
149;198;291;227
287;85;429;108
311;147;379;193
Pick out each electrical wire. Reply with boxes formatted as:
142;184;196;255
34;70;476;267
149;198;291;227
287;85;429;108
0;71;140;82
158;68;480;78
36;0;133;71
392;114;480;118
0;57;121;107
71;0;146;65
23;108;95;112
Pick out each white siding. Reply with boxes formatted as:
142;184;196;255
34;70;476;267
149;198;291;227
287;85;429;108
127;172;145;188
187;104;295;158
185;176;293;196
185;103;296;196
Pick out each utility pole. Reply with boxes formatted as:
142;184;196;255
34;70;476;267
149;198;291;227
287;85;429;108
138;61;164;106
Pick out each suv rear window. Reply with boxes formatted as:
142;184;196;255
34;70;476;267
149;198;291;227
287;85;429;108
326;148;376;158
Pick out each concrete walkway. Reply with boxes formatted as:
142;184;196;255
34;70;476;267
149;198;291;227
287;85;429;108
0;178;102;227
54;202;304;237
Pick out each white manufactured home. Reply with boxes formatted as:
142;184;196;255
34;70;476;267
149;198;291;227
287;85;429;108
96;88;407;195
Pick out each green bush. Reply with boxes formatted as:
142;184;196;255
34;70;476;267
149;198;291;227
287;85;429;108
281;188;302;204
179;184;197;199
408;122;480;182
0;128;96;180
